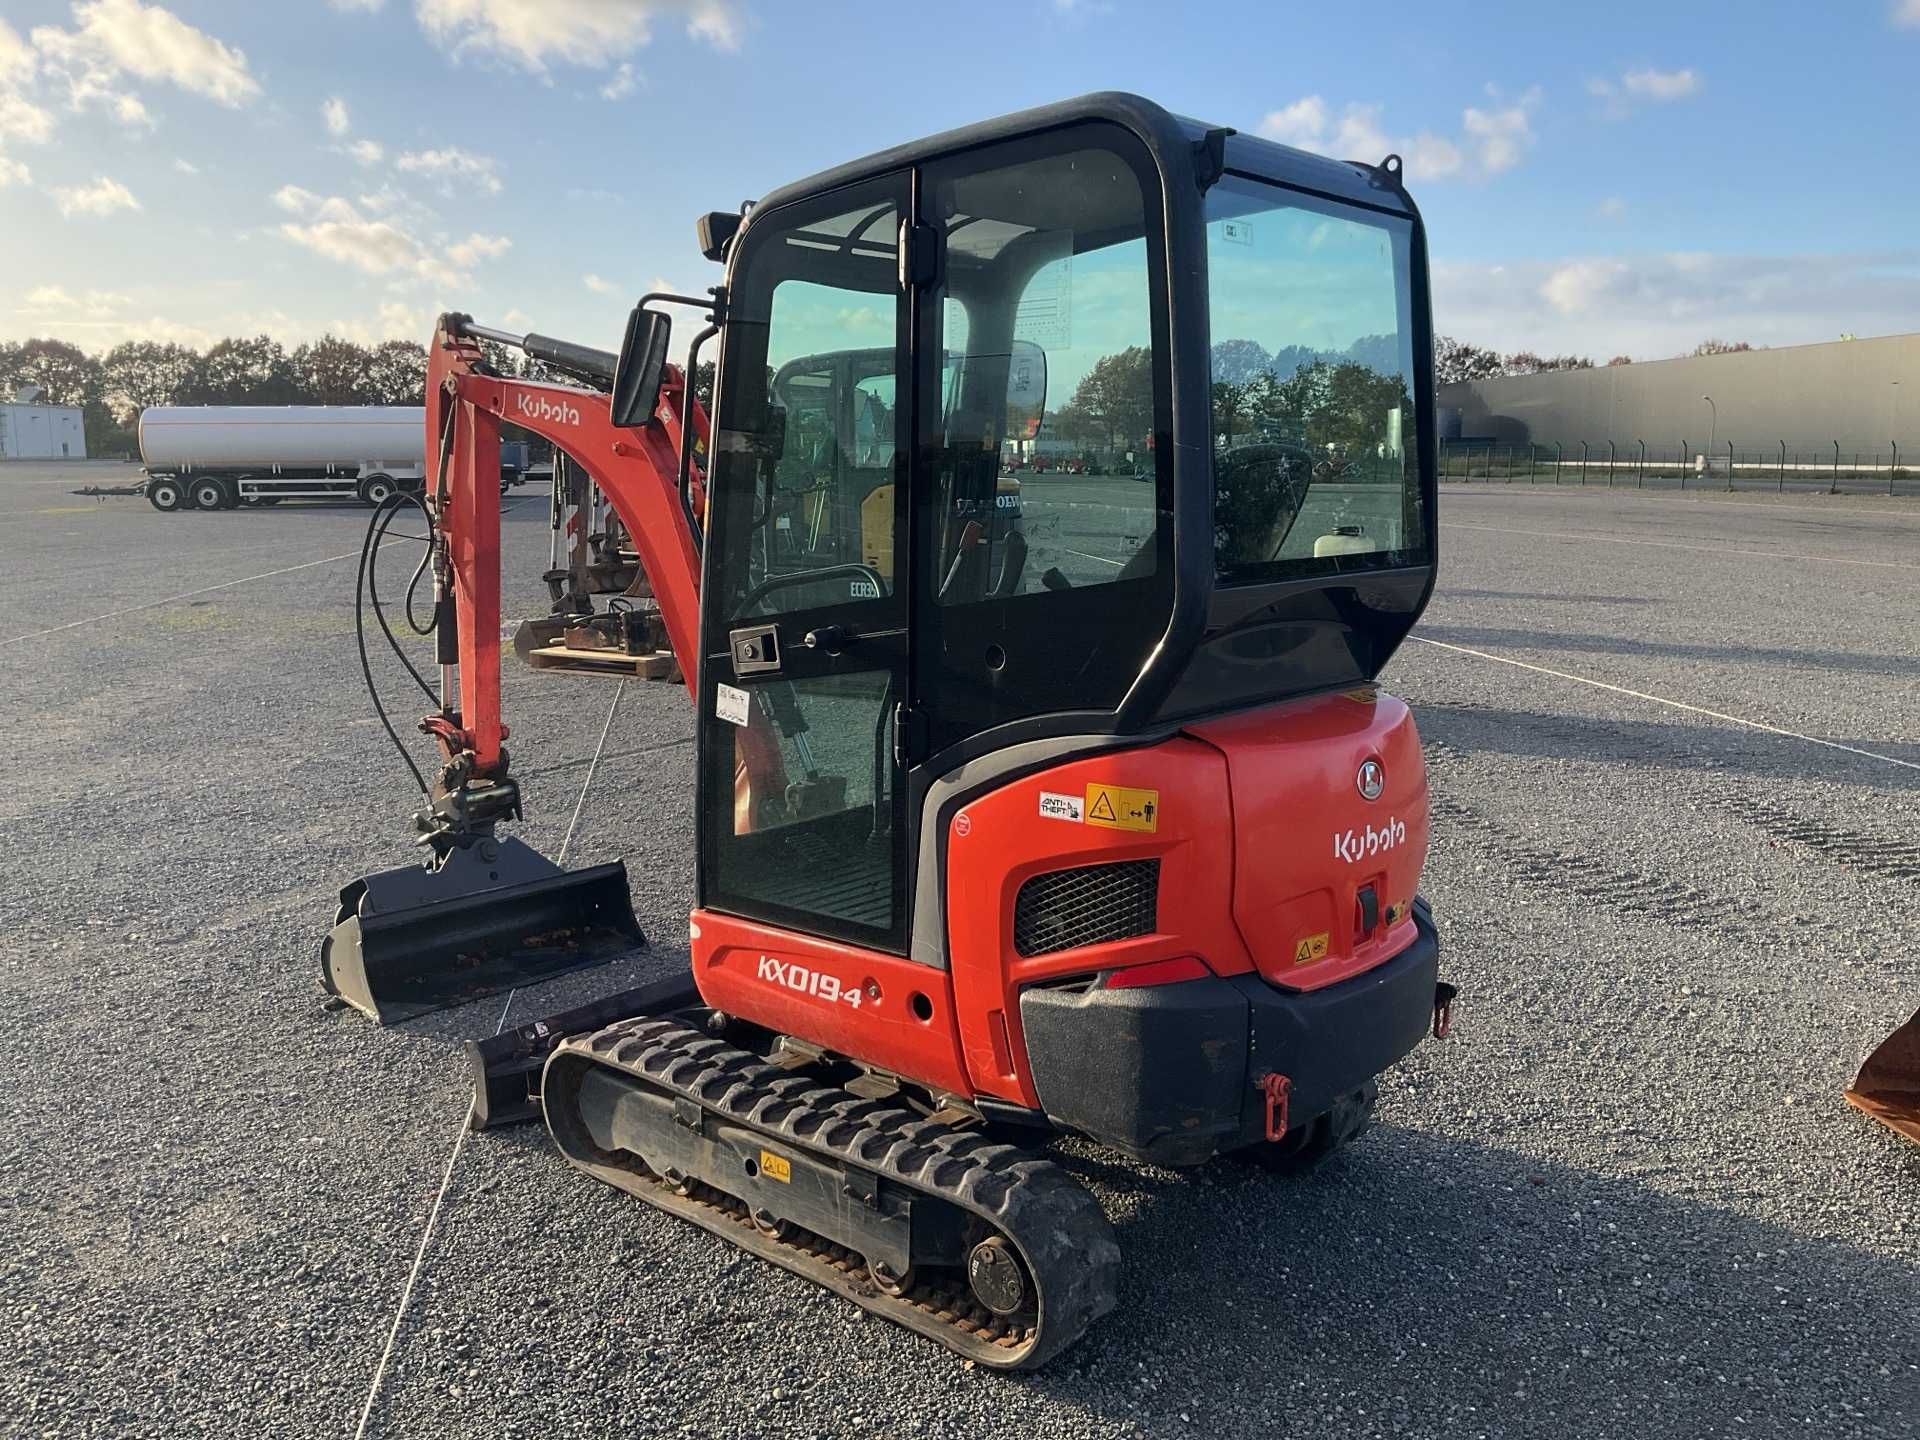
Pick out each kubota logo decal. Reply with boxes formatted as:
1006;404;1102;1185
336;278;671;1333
514;393;582;427
756;955;865;1008
1333;817;1407;864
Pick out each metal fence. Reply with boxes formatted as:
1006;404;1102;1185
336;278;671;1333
1438;440;1920;497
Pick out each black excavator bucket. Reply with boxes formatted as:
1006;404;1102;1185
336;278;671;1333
319;836;643;1025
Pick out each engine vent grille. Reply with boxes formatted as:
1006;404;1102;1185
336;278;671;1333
1012;859;1160;958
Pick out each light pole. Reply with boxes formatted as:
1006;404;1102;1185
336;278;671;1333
1702;395;1717;478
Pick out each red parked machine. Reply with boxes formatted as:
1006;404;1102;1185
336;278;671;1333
320;93;1452;1368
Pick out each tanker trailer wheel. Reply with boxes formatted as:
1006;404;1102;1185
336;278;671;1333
189;477;229;512
146;477;186;513
359;474;396;506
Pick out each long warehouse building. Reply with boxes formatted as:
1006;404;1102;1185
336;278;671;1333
1438;331;1918;455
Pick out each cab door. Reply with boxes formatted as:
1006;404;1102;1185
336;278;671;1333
696;173;915;953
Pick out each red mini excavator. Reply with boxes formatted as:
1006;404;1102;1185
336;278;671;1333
319;93;1453;1368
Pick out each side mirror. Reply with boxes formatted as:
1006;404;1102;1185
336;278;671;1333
1006;339;1047;441
609;305;671;428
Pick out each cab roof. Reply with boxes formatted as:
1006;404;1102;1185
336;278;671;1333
747;91;1415;228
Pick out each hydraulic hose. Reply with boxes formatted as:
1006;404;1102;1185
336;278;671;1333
354;491;439;795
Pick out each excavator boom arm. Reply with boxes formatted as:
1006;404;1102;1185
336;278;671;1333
424;315;707;776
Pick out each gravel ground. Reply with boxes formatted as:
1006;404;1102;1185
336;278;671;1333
1;463;1915;1439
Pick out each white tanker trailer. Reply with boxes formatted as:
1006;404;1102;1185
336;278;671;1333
138;406;427;512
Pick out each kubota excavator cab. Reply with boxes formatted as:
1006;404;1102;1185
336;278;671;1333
607;92;1442;1174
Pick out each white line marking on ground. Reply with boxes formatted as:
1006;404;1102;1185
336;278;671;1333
0;541;405;648
352;679;628;1435
1408;635;1920;773
559;679;627;866
352;1099;476;1440
1063;548;1124;567
1440;520;1920;571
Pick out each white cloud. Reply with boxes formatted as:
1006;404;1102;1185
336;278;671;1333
18;284;130;316
29;0;261;110
329;0;387;10
685;1;743;51
414;0;745;72
323;95;350;136
1435;249;1920;359
52;175;140;216
394;144;503;195
1898;0;1920;27
1595;195;1627;219
347;138;384;165
109;91;151;127
280;213;436;278
0;156;29;187
583;272;616;293
1258;96;1328;149
1621;67;1700;101
274;187;511;286
1592;65;1701;116
331;302;434;348
448;232;511;268
600;62;637;100
1258;87;1537;182
0;18;34;75
0;93;56;145
172;156;197;173
1461;96;1535;175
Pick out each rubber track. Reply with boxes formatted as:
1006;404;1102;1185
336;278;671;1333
542;1016;1121;1370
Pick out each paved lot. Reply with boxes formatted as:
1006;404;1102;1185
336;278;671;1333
2;463;1915;1438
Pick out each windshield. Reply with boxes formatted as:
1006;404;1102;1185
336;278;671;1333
1205;176;1426;584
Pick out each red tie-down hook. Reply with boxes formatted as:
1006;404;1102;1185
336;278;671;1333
1259;1072;1292;1142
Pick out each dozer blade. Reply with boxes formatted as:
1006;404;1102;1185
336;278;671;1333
1846;1008;1920;1146
319;836;643;1025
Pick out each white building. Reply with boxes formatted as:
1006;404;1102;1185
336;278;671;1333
0;387;88;459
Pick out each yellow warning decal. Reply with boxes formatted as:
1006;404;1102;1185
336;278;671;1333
1084;783;1159;833
1293;932;1331;965
759;1149;791;1183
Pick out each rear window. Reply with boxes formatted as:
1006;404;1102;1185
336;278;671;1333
1206;177;1427;585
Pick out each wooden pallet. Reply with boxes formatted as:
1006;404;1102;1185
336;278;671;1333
522;644;681;682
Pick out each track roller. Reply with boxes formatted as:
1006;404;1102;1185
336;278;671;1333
541;1016;1119;1369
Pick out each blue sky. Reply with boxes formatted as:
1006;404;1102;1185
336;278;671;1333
3;0;1919;362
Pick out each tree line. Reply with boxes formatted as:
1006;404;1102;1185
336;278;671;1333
1046;339;1411;459
0;335;433;456
1437;336;1756;386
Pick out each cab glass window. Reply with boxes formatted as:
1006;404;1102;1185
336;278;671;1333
1206;177;1427;584
925;144;1163;606
713;198;903;621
